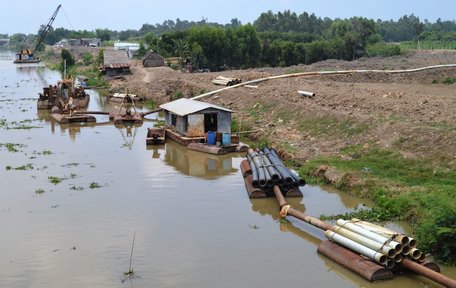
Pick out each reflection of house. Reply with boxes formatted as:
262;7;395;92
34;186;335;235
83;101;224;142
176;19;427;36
102;50;131;77
143;51;165;67
164;140;236;178
160;98;232;137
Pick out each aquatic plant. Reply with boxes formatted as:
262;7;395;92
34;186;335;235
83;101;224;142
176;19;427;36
89;182;102;189
48;176;64;185
35;189;45;194
14;163;34;170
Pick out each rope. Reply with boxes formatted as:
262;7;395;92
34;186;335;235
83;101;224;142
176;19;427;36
280;205;291;218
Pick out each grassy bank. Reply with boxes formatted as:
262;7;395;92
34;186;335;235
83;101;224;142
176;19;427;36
298;146;456;264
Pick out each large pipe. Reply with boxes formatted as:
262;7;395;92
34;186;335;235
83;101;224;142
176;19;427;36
402;259;456;288
331;226;396;257
273;186;332;231
259;151;280;182
325;231;388;265
264;148;293;184
351;219;410;246
336;219;402;252
248;149;266;187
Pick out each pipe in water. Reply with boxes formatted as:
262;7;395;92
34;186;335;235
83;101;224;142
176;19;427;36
325;230;388;265
331;226;396;258
337;219;403;252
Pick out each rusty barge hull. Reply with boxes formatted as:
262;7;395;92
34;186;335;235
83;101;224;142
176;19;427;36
146;127;166;145
51;113;96;124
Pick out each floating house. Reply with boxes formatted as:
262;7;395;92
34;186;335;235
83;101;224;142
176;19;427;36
143;51;165;67
160;98;232;141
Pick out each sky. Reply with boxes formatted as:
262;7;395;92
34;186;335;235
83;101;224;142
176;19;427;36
1;0;455;35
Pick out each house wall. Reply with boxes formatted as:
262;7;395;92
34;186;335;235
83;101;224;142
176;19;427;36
164;109;232;138
188;114;205;137
144;58;165;67
217;110;231;134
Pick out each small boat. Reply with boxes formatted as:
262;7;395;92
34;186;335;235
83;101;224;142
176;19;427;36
146;127;166;145
109;93;144;104
14;50;41;64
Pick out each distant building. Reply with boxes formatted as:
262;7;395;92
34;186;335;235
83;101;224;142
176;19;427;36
114;42;140;51
101;50;131;77
160;98;232;138
142;51;165;67
0;38;9;46
114;42;140;59
69;38;101;47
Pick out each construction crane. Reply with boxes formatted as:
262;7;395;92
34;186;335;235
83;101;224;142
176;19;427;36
14;4;61;64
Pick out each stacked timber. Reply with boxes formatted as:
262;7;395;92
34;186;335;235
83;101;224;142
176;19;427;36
242;147;305;198
211;76;242;86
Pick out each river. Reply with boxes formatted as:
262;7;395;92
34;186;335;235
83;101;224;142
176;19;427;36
0;50;455;288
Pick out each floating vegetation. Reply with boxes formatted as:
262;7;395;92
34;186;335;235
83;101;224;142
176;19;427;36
0;143;26;152
14;163;34;170
89;182;102;189
48;176;64;185
7;125;43;130
70;186;84;191
34;149;53;155
62;163;79;167
35;188;45;194
5;166;12;170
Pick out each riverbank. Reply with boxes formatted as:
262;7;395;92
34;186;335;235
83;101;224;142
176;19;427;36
113;49;456;264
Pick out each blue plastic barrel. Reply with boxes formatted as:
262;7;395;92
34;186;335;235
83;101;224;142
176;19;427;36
222;133;231;145
207;131;216;145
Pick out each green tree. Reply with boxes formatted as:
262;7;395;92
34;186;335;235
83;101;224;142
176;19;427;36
60;49;75;73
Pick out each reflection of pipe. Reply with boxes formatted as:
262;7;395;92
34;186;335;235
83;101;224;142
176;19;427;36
325;230;387;265
331;226;396;257
336;220;402;252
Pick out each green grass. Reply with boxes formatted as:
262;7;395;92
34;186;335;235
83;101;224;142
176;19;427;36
248;101;276;120
297;116;369;137
300;146;456;264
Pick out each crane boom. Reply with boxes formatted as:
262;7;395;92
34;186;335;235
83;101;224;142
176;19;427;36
33;4;61;52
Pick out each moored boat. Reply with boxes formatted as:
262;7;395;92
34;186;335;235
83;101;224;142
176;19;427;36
146;127;166;145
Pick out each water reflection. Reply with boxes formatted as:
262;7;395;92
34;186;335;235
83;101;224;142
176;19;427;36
116;123;142;149
163;140;238;179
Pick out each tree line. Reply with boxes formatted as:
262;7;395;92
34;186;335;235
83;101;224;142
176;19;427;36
4;11;456;70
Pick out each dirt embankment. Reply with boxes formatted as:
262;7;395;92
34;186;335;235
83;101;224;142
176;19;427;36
116;50;456;166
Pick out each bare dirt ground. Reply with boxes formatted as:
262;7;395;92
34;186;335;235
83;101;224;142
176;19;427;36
116;50;456;165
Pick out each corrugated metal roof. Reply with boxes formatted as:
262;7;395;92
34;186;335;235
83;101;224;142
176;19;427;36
160;98;232;116
103;50;130;66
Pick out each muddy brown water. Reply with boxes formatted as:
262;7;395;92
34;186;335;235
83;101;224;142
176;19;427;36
1;51;455;287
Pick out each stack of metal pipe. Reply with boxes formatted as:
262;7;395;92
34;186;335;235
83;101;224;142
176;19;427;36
211;76;242;86
325;218;425;269
246;148;305;194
